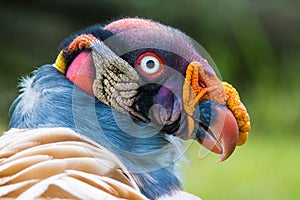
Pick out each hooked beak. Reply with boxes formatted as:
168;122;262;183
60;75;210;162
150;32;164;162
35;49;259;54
195;104;239;162
183;61;250;162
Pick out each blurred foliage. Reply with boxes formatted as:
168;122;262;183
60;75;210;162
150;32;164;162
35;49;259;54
0;0;299;199
184;134;300;200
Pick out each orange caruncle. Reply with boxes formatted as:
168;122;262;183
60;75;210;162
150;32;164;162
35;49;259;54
183;62;251;146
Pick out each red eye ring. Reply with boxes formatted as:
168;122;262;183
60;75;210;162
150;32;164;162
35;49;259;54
136;52;164;79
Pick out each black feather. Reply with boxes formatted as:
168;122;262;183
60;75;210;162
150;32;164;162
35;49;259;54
58;24;114;52
57;24;115;67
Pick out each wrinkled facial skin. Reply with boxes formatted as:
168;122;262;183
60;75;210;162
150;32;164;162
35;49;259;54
121;48;190;131
101;25;216;133
102;29;201;129
103;20;249;161
56;18;250;162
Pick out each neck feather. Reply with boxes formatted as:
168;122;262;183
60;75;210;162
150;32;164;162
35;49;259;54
9;65;184;198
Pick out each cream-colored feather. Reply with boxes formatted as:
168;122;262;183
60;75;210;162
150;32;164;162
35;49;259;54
0;128;148;200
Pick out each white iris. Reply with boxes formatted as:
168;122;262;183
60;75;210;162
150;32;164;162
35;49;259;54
140;56;161;75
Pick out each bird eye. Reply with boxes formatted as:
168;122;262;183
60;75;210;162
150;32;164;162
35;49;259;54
136;52;164;78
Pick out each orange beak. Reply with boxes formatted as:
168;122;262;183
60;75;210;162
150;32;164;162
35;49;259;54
183;61;250;161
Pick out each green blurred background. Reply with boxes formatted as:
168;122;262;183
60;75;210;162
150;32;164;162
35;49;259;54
0;0;299;199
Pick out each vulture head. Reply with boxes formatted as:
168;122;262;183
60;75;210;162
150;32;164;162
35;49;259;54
9;18;250;199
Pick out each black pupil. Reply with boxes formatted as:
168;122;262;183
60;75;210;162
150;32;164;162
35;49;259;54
146;60;155;69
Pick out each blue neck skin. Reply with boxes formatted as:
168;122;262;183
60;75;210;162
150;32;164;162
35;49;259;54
9;65;183;199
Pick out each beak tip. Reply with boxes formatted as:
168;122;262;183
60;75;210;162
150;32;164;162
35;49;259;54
215;106;239;162
195;104;240;162
217;144;237;162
